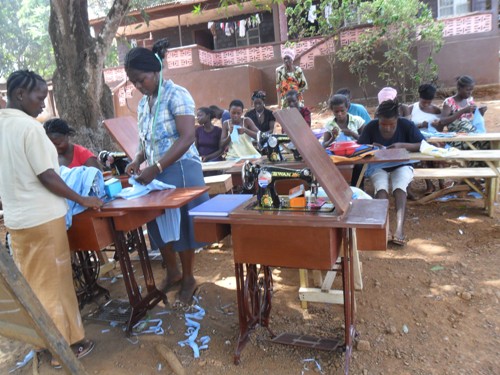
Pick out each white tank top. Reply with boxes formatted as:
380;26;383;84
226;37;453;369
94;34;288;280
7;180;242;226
410;102;440;132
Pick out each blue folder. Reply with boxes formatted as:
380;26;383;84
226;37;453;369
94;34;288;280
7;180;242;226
188;194;253;217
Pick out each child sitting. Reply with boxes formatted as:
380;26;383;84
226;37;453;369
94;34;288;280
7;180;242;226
285;90;311;127
322;94;365;148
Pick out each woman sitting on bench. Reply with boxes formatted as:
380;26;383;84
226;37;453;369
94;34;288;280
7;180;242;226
358;100;424;246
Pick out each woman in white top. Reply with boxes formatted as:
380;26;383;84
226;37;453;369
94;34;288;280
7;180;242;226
406;84;450;194
220;99;261;160
406;84;441;133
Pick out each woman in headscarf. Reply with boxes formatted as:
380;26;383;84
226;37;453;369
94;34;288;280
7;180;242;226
124;38;209;304
275;47;308;108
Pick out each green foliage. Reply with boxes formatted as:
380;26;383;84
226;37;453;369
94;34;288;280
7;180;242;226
286;0;444;101
0;0;55;79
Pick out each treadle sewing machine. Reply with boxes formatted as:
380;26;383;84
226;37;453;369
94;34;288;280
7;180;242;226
241;160;317;208
192;108;389;374
257;131;302;162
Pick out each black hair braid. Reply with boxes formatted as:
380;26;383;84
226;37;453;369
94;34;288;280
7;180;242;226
43;118;76;136
376;99;400;118
456;75;475;88
198;107;215;120
229;99;244;110
6;70;45;99
152;39;170;60
329;94;349;109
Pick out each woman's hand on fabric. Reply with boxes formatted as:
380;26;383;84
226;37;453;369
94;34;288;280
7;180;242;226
134;165;157;185
417;121;428;129
343;129;357;138
79;196;103;210
461;104;476;115
125;160;141;176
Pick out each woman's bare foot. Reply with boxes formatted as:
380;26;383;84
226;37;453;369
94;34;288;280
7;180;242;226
424;180;436;196
177;277;197;304
158;274;182;293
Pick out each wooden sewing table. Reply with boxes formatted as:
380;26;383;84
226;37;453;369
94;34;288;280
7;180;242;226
194;197;388;372
67;187;209;333
192;109;389;374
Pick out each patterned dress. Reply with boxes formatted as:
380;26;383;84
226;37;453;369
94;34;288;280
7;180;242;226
275;65;308;108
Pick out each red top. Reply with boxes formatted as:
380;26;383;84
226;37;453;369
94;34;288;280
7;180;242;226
69;144;96;168
300;107;312;127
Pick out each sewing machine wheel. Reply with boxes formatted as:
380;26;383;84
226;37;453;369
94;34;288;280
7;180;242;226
243;264;273;328
242;161;256;191
72;251;102;308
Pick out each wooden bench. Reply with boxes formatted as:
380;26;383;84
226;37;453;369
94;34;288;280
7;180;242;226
413;167;498;216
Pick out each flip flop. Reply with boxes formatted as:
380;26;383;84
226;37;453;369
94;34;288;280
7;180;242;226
72;340;95;360
391;236;407;247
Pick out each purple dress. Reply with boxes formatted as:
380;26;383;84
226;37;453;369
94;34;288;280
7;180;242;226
195;125;223;161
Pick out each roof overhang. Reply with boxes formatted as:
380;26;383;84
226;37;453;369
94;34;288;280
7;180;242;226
91;0;273;38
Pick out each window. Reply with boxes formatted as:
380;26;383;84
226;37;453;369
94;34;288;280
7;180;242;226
438;0;471;18
236;28;260;47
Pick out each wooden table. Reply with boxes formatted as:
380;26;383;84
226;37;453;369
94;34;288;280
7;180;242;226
408;150;500;215
193;198;388;372
67;187;209;333
426;132;500;149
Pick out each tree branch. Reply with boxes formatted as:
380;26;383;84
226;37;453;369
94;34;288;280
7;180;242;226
96;0;130;60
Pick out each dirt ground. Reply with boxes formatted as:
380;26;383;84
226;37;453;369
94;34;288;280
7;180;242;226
1;94;499;375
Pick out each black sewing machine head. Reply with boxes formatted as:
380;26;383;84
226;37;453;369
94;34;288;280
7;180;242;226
242;160;316;208
257;131;302;162
98;150;129;175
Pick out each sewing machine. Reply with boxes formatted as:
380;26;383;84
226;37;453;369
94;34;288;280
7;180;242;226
241;160;317;208
257;132;302;162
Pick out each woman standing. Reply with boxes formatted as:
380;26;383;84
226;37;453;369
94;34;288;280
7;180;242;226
244;90;275;133
275;47;308;108
195;107;224;162
0;70;101;366
124;39;209;304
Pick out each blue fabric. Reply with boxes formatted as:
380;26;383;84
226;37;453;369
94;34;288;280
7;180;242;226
117;177;181;243
147;158;209;252
472;107;486;133
59;166;104;229
137;79;200;165
117;177;176;200
221;110;231;124
348;103;371;125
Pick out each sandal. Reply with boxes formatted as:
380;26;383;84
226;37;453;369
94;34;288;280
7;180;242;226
390;236;407;247
53;339;95;367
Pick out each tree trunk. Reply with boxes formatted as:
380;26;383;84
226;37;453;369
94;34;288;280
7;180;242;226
48;0;130;153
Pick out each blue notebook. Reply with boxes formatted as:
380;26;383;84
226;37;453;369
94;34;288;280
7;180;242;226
189;194;253;217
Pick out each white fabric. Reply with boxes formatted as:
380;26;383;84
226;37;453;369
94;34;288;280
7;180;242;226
0;109;67;229
308;5;317;23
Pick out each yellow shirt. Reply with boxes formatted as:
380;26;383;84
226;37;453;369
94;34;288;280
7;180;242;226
0;109;67;229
